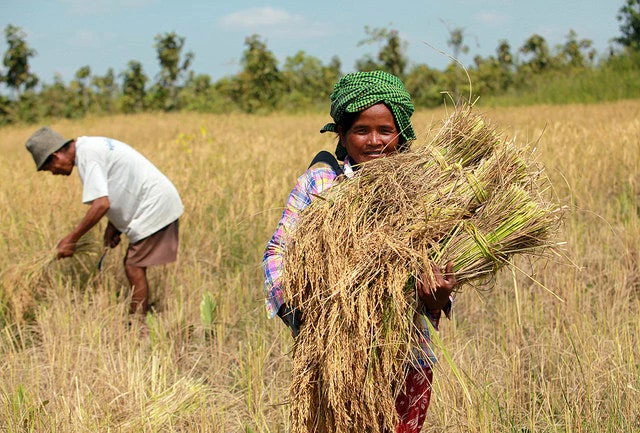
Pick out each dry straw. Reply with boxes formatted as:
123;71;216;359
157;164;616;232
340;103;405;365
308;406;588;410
0;237;96;322
281;105;564;433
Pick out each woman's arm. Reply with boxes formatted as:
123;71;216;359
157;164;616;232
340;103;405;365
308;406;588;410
262;166;338;319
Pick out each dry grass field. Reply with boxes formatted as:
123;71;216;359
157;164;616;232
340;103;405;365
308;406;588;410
0;100;638;432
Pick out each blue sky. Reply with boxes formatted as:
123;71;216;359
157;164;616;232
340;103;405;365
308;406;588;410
0;0;626;86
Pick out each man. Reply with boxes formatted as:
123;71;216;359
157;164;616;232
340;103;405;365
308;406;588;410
26;126;184;317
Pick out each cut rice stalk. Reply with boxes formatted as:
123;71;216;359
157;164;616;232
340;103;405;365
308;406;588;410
281;104;564;433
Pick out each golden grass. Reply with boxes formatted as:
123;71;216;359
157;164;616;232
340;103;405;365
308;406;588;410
0;101;638;431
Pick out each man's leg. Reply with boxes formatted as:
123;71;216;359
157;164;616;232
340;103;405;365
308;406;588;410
122;220;179;316
124;262;149;315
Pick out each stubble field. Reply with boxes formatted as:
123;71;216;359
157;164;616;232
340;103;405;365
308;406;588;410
0;100;638;432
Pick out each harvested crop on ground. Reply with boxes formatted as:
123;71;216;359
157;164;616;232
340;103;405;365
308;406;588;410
0;238;96;322
281;105;564;433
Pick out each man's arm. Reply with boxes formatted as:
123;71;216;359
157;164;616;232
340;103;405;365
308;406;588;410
57;196;110;259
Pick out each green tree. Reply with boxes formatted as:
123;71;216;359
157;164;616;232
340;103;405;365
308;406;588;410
493;39;516;91
354;54;379;73
404;64;444;107
616;0;640;51
179;72;231;113
236;34;282;113
0;93;11;125
2;24;38;98
356;26;408;78
442;24;471;101
71;65;92;115
38;74;74;119
469;55;502;97
496;40;514;74
91;68;118;114
213;76;241;112
445;26;470;62
558;30;594;68
120;60;148;113
153;32;194;110
326;56;342;83
519;34;552;73
281;51;341;109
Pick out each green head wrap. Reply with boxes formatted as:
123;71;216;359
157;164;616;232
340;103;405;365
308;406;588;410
320;70;416;145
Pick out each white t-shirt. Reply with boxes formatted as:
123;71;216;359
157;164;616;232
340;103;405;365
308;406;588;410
75;136;184;243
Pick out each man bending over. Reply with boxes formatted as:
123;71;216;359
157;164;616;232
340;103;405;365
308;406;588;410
26;126;184;317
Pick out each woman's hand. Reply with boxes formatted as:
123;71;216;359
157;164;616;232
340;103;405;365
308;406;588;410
416;261;456;312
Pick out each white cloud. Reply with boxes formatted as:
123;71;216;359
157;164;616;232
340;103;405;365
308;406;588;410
73;29;98;46
476;11;509;25
219;7;329;38
69;29;116;48
220;7;304;28
60;0;154;15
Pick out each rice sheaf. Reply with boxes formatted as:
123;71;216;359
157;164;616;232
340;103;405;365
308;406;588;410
281;105;564;433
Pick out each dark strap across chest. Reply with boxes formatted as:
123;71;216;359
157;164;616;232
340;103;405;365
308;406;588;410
308;150;344;176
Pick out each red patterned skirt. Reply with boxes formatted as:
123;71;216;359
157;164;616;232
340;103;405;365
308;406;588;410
395;366;433;433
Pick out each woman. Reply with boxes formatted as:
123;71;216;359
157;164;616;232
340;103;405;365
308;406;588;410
263;70;456;432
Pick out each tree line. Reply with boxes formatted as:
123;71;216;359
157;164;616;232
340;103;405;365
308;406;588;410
1;0;640;125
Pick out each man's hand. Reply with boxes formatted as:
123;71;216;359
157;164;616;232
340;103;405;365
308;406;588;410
104;222;121;248
55;196;110;260
57;234;77;259
417;261;456;311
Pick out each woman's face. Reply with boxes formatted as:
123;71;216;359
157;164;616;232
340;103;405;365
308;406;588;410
339;103;400;164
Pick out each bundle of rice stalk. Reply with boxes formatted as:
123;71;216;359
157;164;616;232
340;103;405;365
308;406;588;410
117;376;208;430
0;237;96;322
281;105;563;433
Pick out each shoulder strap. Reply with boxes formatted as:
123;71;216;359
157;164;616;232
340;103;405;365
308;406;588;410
308;150;344;175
